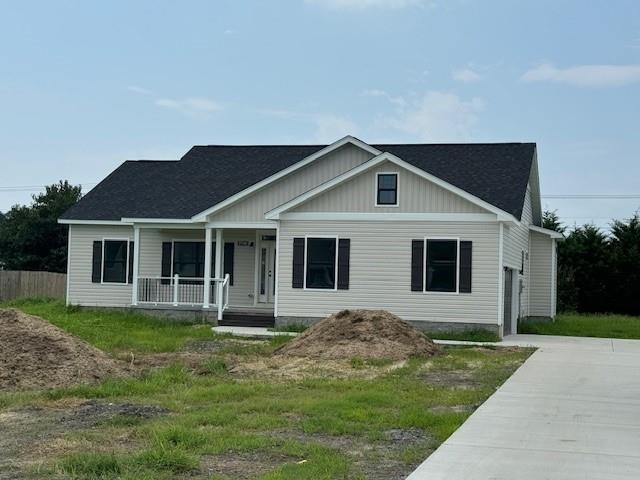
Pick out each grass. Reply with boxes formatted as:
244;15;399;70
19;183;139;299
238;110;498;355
0;298;214;354
0;299;533;479
519;312;640;339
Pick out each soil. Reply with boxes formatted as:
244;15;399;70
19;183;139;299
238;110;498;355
0;309;129;390
275;309;441;361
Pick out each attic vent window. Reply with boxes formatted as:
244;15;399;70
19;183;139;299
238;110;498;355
376;173;398;206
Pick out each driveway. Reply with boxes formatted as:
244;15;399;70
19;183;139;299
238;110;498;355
408;334;640;480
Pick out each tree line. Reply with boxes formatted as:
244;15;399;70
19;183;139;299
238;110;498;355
543;210;640;316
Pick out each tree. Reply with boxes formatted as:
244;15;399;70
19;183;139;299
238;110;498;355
0;181;81;272
542;210;566;234
609;214;640;315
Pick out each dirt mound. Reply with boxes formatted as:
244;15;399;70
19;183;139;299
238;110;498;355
275;309;441;361
0;309;129;390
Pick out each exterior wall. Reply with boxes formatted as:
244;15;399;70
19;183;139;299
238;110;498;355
277;220;500;326
209;144;374;222
529;231;555;318
67;224;134;307
502;185;533;317
294;161;487;214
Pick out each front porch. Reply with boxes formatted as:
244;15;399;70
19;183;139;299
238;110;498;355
130;226;277;321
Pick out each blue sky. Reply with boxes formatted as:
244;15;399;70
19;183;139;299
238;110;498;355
1;0;639;229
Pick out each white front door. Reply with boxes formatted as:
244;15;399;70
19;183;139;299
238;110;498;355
258;241;276;303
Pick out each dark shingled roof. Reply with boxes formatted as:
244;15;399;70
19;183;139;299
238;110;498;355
60;142;536;221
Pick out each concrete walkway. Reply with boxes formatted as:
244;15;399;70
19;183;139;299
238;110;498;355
408;334;640;480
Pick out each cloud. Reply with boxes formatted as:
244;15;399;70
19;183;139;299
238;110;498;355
155;97;223;116
384;91;484;142
361;88;406;106
452;67;482;83
521;63;640;87
257;108;357;142
127;85;153;95
305;0;425;9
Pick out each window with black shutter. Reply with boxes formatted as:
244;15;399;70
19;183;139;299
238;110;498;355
305;237;337;289
102;240;129;283
425;239;458;292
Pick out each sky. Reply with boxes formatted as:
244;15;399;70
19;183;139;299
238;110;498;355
1;0;639;230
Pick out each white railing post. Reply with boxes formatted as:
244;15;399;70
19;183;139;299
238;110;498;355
131;226;141;306
173;274;179;306
225;274;230;308
203;227;212;309
217;280;223;321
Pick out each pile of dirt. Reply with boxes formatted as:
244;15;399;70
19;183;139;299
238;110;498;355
275;309;441;361
0;309;129;390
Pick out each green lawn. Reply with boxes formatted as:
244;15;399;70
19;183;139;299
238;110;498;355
0;299;532;479
519;312;640;339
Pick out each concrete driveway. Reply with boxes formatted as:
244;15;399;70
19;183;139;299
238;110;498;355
408;334;640;480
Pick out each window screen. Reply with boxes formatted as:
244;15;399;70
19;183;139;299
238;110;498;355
426;239;458;292
103;240;128;283
377;173;398;205
173;242;205;278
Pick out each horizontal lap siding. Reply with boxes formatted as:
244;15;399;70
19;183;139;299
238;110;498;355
210;144;374;222
67;224;133;307
295;161;486;213
278;221;500;325
529;231;552;317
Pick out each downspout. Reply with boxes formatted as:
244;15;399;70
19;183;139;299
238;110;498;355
497;222;504;333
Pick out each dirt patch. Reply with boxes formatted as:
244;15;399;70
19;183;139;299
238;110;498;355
199;452;297;479
181;339;228;353
59;400;168;428
275;309;441;361
0;309;129;390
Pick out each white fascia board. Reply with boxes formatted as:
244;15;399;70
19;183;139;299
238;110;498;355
529;225;564;239
58;219;133;226
279;212;499;222
205;221;276;229
121;217;195;224
265;152;395;219
190;135;381;222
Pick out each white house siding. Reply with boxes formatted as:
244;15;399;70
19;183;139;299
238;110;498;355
294;161;487;214
502;185;533;317
529;231;554;318
137;228;258;307
277;220;500;326
209;144;375;222
67;224;134;307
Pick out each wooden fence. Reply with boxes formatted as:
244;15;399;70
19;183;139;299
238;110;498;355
0;270;67;301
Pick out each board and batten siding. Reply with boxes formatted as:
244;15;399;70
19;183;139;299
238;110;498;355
138;228;258;307
67;224;134;307
294;161;487;214
277;220;500;325
528;231;555;317
209;144;375;223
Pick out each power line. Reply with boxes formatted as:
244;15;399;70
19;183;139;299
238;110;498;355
0;183;97;192
542;194;640;199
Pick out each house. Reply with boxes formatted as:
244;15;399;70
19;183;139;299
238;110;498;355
59;136;562;336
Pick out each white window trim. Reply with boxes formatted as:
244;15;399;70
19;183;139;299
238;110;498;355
101;238;131;285
374;172;399;208
423;237;460;295
303;235;339;292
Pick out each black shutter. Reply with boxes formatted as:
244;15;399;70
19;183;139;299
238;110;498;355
292;238;305;288
459;241;472;293
91;241;102;283
411;240;424;292
337;239;350;290
128;241;134;284
224;242;234;285
161;242;172;285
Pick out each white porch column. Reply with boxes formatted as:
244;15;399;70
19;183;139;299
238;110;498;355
215;229;223;316
203;227;213;308
131;226;141;306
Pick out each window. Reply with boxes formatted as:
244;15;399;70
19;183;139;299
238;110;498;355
173;242;205;278
305;237;337;289
376;173;398;206
425;239;458;293
103;240;128;283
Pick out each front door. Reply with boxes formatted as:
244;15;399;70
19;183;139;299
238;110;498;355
258;241;276;303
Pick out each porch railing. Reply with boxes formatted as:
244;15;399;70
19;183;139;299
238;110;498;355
136;274;230;319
